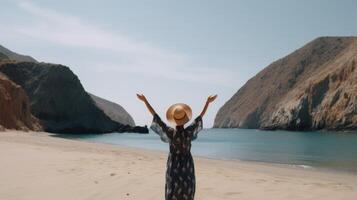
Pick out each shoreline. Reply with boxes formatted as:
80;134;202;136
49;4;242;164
65;137;357;175
1;130;357;199
55;131;357;174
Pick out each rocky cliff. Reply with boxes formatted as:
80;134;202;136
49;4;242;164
89;93;135;126
214;37;357;131
0;62;132;133
0;72;42;131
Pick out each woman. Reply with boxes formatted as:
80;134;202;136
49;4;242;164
137;94;217;200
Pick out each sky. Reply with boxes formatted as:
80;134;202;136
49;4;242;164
1;0;357;127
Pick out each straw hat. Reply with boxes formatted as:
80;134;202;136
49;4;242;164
166;103;192;126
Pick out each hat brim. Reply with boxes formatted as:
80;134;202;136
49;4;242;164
166;103;192;126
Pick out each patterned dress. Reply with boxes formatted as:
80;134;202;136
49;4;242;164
151;113;203;200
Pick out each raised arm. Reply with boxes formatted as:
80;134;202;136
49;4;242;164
137;94;156;116
199;95;217;118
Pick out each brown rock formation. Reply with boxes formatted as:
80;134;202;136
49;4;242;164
214;37;357;131
0;73;42;131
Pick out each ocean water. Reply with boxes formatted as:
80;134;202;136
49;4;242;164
58;128;357;171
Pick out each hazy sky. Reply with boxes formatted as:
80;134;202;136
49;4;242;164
1;0;357;127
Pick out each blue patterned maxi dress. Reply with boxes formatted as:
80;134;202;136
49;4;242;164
150;113;203;200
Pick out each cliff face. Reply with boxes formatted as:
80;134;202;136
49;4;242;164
0;62;127;133
89;94;135;126
214;37;357;131
0;73;42;131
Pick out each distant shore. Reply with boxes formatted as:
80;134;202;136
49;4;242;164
1;131;357;200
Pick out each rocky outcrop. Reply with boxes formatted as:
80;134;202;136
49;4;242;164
122;125;149;134
89;94;135;126
0;45;37;62
214;37;357;131
0;52;8;60
0;62;130;133
0;73;42;131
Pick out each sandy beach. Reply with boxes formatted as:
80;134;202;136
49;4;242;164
0;131;357;200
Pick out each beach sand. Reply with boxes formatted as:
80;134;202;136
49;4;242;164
0;131;357;200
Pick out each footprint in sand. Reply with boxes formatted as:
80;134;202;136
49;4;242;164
274;179;285;183
255;179;268;183
225;191;242;196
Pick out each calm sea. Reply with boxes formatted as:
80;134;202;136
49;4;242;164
58;128;357;172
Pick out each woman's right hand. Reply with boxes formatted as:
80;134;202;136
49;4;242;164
136;93;147;102
206;95;218;104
